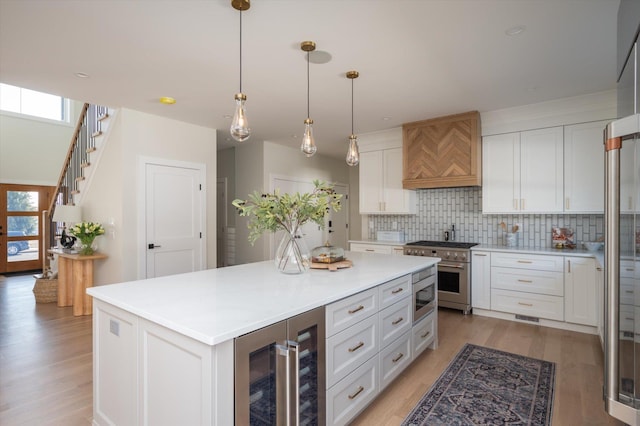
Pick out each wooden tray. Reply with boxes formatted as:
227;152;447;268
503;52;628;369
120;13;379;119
310;259;353;272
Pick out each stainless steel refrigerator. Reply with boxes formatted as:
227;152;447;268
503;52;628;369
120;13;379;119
604;4;640;423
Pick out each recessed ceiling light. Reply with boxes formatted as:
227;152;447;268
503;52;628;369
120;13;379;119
223;114;233;119
505;25;526;36
75;72;90;78
159;97;176;105
382;117;391;121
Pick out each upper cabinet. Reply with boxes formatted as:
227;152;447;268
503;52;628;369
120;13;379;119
359;128;416;215
483;121;612;214
402;111;481;189
483;127;563;213
564;120;609;213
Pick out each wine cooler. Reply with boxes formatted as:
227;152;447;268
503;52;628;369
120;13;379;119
235;307;325;425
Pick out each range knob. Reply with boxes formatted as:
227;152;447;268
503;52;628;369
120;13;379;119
445;252;451;259
461;253;467;260
453;252;458;259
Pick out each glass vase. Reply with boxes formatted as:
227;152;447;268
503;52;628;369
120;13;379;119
78;238;97;256
274;230;310;274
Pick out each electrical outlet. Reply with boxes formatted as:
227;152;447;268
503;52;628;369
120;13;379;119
110;319;120;336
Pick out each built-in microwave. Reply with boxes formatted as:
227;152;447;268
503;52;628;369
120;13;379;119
412;266;436;324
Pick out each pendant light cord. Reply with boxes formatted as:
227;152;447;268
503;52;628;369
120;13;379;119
306;50;310;118
351;78;354;134
239;9;243;93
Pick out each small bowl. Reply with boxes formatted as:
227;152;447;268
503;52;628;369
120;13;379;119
583;242;603;252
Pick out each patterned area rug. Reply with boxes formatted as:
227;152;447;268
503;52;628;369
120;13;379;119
402;343;555;426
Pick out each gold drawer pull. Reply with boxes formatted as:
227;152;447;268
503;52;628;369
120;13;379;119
474;253;487;257
365;249;375;252
625;290;633;294
348;341;364;352
517;260;533;264
421;330;431;338
348;305;364;314
391;288;404;294
518;302;533;307
348;386;364;400
517;279;533;283
392;353;404;363
392;317;404;325
626;317;634;321
626;268;635;272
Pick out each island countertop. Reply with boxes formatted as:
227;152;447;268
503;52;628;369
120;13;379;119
87;251;439;346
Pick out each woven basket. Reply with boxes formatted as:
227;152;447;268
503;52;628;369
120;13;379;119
33;278;58;303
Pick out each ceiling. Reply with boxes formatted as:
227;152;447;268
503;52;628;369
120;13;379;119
0;0;620;160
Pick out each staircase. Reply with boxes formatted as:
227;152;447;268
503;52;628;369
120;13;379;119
43;103;112;271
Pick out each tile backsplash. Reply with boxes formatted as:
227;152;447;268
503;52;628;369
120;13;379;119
368;187;604;247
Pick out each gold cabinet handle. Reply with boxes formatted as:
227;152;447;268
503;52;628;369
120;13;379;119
391;288;404;294
474;253;487;257
348;386;364;400
420;330;431;338
392;353;404;363
365;249;375;252
392;317;404;325
568;260;571;273
348;341;364;352
517;260;533;264
518;302;533;307
517;279;533;283
597;267;603;271
348;305;364;314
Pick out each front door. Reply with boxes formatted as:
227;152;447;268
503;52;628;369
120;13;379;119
144;162;205;278
0;184;54;274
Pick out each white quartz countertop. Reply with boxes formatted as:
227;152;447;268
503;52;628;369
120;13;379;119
348;239;406;246
471;244;604;267
87;251;438;346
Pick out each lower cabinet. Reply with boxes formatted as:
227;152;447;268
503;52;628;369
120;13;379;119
325;272;436;425
471;249;600;330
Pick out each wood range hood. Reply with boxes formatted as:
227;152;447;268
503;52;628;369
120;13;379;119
402;111;481;189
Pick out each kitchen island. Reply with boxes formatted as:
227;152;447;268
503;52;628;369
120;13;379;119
88;251;439;425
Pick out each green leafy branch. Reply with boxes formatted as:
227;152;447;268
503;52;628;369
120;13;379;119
232;180;342;245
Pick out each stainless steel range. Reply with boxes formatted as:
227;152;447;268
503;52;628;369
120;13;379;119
403;241;478;314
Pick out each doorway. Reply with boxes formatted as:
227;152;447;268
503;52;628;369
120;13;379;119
0;184;54;274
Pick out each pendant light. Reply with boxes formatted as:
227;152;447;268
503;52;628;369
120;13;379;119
300;41;317;157
346;70;360;166
230;0;251;142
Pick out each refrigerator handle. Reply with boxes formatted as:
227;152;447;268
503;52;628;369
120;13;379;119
276;340;300;426
604;114;640;425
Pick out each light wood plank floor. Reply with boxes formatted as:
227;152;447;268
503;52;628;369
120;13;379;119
0;273;626;425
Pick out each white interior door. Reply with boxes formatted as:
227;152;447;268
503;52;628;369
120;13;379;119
145;162;204;278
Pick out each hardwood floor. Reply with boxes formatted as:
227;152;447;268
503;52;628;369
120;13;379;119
353;308;624;426
0;273;626;425
0;273;93;426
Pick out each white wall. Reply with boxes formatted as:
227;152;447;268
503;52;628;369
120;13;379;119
0;101;83;185
233;140;351;264
83;108;217;285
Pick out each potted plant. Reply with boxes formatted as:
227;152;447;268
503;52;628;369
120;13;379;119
68;221;105;255
233;180;342;274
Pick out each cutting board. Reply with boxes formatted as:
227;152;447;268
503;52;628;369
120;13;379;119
310;259;353;272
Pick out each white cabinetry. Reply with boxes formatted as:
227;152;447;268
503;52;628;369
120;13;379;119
350;242;404;255
564;120;609;213
471;251;491;310
489;252;564;321
325;273;418;425
359;128;416;214
93;301;234;426
483;127;563;213
564;257;597;326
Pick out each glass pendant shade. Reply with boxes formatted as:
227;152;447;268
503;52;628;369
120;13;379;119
301;118;317;157
230;93;251;142
346;134;360;166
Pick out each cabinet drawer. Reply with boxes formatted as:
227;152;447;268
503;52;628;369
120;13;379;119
379;331;412;390
326;288;378;337
349;243;392;255
621;261;636;278
412;311;436;357
491;267;563;296
491;289;564;321
379;297;412;348
491;252;564;272
379;274;411;308
326;314;379;388
620;304;635;333
326;355;379;426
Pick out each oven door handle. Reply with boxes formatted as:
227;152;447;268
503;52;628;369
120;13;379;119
439;263;465;269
